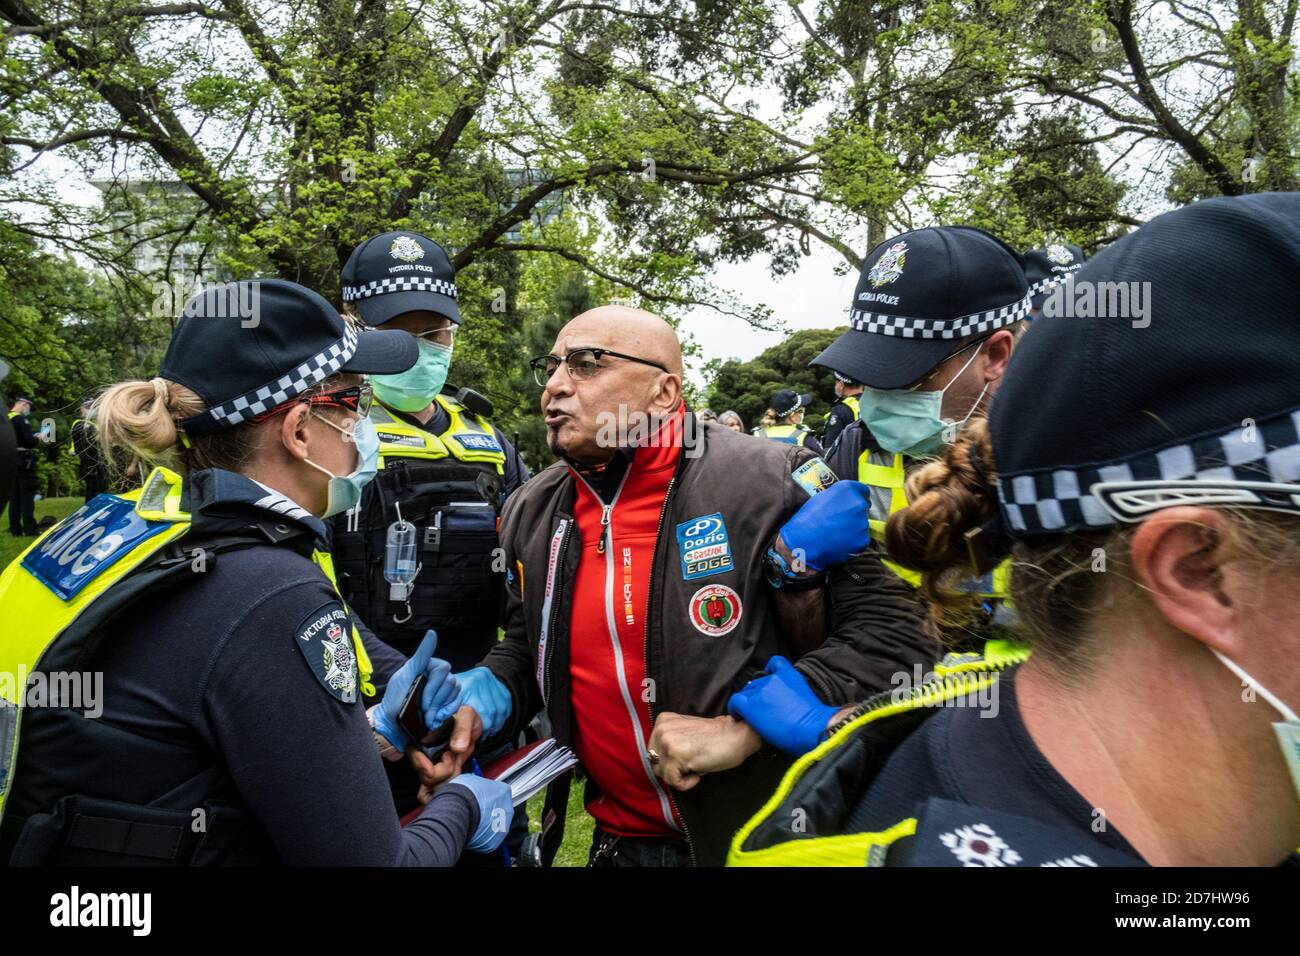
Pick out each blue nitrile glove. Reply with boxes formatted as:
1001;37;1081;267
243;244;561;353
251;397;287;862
373;630;458;750
727;656;839;756
777;479;872;572
455;666;513;738
421;654;460;732
446;773;515;853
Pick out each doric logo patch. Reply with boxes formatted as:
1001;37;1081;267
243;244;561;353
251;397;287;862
675;512;734;581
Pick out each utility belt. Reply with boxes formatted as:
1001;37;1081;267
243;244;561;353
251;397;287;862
8;793;272;866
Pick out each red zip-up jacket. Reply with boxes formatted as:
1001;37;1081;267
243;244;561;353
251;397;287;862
568;410;684;837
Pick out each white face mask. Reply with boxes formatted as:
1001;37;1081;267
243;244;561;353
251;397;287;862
1213;650;1300;805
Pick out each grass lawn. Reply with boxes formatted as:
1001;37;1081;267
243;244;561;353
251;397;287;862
0;496;82;570
525;774;596;867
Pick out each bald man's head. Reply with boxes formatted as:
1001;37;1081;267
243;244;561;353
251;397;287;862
558;306;683;376
540;305;684;465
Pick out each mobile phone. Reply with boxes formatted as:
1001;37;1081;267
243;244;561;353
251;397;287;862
397;673;456;755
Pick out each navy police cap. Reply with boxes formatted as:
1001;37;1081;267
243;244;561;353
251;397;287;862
1022;242;1087;313
811;226;1030;389
992;192;1300;537
342;231;460;327
161;279;416;437
770;389;814;417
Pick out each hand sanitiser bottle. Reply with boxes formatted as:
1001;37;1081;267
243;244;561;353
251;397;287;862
385;505;418;604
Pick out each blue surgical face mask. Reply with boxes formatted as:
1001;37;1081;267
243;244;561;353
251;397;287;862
305;414;379;518
371;340;453;412
859;344;988;457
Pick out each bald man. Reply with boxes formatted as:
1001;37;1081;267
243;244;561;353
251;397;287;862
437;306;935;867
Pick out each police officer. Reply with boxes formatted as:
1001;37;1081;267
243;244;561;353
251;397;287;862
1021;242;1086;320
0;279;512;865
70;400;109;502
729;193;1300;867
333;231;528;669
821;373;862;449
751;389;825;456
6;395;40;536
812;226;1026;608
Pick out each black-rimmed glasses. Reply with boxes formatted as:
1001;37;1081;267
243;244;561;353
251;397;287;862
530;348;669;387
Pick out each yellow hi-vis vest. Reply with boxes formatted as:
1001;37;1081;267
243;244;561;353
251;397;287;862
841;394;860;420
857;448;1011;599
0;467;373;830
727;639;1031;866
754;423;810;446
370;394;507;474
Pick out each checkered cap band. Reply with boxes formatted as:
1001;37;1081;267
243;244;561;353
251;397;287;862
342;276;457;301
180;326;358;436
1028;274;1068;298
998;407;1300;535
849;294;1031;340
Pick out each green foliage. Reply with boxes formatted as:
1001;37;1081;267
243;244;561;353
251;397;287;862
706;328;844;434
0;220;154;492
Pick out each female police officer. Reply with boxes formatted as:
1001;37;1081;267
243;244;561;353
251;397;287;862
723;192;1300;866
0;279;512;865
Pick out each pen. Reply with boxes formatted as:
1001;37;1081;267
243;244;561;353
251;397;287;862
471;758;512;868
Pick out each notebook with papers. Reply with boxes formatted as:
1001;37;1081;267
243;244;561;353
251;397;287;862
399;738;579;826
480;738;579;806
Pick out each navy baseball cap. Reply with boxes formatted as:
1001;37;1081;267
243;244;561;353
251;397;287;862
811;226;1030;389
341;231;460;327
161;279;417;438
1023;242;1087;312
992;192;1300;538
770;390;814;416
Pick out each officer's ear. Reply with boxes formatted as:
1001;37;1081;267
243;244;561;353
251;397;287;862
1129;507;1246;658
277;402;314;462
980;329;1016;384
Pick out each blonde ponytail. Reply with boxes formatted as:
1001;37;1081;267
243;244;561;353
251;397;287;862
93;377;203;478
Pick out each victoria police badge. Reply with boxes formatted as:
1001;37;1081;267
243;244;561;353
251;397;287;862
295;602;359;702
868;240;908;288
389;235;425;263
1047;243;1074;266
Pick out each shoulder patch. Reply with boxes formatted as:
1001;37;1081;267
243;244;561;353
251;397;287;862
675;512;734;580
905;798;1143;867
792;456;837;497
294;602;359;704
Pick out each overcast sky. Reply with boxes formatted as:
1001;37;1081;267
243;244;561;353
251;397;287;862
679;241;859;390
